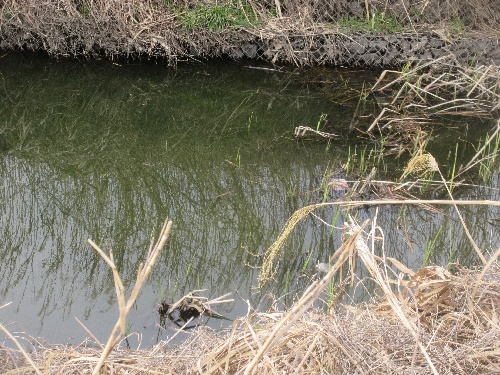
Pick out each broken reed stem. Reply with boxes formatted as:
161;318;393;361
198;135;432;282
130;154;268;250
88;219;173;375
259;199;496;284
471;245;500;300
0;322;43;375
404;150;488;265
369;61;499;141
435;167;487;264
244;222;368;375
467;65;492;97
75;317;104;350
460;119;500;175
357;221;439;375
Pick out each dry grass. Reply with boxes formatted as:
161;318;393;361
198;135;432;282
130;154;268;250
371;57;500;125
1;216;499;374
366;58;500;150
1;0;499;65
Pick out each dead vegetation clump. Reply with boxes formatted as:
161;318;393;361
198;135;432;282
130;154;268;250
1;219;499;374
0;0;182;61
364;57;500;150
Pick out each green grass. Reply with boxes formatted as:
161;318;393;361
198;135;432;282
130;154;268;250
76;1;92;17
177;2;256;31
326;280;335;306
447;143;459;193
0;5;16;20
344;144;387;177
447;18;465;37
338;12;404;34
301;251;314;273
478;132;500;181
423;226;443;266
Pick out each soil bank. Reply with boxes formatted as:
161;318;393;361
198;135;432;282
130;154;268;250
1;0;499;67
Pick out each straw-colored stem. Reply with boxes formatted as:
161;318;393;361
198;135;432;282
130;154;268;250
90;219;173;375
245;223;367;375
461;119;500;175
471;246;500;300
259;199;497;284
0;322;43;375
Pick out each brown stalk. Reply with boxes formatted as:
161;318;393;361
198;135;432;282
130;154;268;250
88;219;173;375
471;246;500;301
355;219;439;375
75;317;104;350
436;169;487;265
459;119;500;176
260;199;498;286
244;221;368;375
0;321;43;375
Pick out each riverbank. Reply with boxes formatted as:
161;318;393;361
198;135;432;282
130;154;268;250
1;0;499;67
1;222;499;374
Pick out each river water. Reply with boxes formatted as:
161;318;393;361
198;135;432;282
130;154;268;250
0;52;498;347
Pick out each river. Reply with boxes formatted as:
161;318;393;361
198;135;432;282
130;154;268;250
0;52;498;347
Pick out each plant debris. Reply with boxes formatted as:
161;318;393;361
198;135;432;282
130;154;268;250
159;290;233;329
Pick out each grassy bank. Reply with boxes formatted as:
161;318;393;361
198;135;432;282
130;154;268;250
0;0;499;65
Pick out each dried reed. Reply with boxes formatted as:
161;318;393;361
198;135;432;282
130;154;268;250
367;58;500;149
86;219;173;375
1;218;498;374
258;198;499;286
195;219;499;374
0;219;175;374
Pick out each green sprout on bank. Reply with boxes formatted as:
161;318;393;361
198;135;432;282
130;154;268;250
447;18;465;37
326;280;336;307
177;1;256;31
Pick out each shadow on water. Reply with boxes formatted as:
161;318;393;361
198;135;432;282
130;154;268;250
0;53;499;346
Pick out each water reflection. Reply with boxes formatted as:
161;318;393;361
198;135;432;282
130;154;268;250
0;53;498;346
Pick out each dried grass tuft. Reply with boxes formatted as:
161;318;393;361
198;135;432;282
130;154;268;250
367;58;500;150
1;219;498;374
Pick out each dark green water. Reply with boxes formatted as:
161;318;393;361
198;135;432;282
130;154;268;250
0;53;498;347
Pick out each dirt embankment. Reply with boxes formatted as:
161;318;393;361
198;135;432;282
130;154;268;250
0;0;499;66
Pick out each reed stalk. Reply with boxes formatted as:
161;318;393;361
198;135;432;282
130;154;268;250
88;219;173;375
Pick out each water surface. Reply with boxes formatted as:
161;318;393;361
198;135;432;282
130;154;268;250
0;53;498;346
